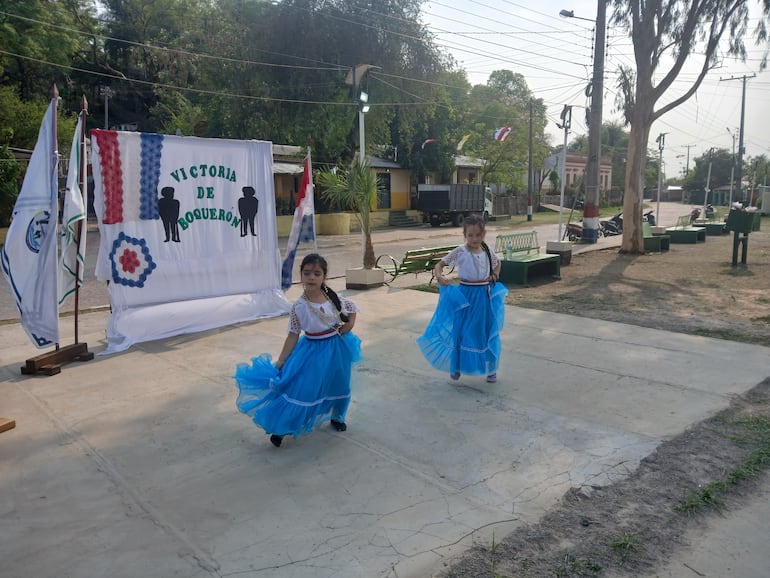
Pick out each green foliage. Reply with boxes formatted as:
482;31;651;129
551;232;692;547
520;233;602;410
0;144;20;226
317;159;380;268
0;0;98;100
0;0;561;193
674;414;770;515
683;148;739;192
609;532;641;562
554;553;602;576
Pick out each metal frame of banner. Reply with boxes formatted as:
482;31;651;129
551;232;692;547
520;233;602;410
20;87;94;376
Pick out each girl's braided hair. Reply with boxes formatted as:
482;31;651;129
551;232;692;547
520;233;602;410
463;214;495;282
300;253;349;322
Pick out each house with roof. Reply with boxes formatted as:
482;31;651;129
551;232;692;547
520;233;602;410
541;151;612;196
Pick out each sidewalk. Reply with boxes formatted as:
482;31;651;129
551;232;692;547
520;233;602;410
2;277;769;577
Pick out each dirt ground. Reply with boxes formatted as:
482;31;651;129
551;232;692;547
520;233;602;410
509;227;770;347
438;224;770;578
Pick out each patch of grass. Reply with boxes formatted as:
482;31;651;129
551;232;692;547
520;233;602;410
673;481;727;514
691;328;770;348
674;415;770;515
411;283;439;294
609;532;641;563
752;315;770;324
554;553;602;577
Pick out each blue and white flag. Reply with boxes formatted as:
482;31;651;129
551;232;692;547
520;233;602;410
58;113;87;307
281;152;316;290
0;98;60;348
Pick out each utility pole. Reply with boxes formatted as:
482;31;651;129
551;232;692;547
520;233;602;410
720;74;755;203
527;99;534;221
655;132;667;223
682;144;696;177
581;0;606;243
703;147;714;215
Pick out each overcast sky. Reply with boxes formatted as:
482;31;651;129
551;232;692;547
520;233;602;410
421;0;770;180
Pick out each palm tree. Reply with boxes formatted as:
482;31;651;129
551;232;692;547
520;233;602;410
317;159;380;269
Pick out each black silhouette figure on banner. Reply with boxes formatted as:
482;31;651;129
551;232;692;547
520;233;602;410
239;186;259;237
158;186;180;242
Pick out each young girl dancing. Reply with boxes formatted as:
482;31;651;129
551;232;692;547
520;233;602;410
417;214;508;383
233;253;361;447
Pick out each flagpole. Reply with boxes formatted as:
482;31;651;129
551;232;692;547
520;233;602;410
52;85;61;352
73;95;88;344
17;87;94;376
308;144;317;252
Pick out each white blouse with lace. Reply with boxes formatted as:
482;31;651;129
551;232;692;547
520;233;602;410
287;295;360;334
442;245;498;281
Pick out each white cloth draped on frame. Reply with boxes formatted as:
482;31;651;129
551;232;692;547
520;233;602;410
90;131;290;352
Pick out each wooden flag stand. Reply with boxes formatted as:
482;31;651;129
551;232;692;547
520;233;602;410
19;89;94;376
21;342;94;376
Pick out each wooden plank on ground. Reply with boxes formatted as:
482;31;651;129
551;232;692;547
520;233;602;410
0;417;16;434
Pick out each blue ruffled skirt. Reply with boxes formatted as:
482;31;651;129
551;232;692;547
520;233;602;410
417;282;508;376
234;332;362;438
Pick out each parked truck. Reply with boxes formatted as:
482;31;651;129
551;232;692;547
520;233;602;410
417;184;493;227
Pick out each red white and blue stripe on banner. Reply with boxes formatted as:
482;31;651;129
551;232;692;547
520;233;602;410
92;130;165;224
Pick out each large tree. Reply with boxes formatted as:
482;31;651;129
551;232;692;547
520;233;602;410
612;0;769;253
457;71;548;191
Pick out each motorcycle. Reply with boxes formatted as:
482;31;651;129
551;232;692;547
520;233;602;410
565;221;604;242
705;204;715;219
643;210;656;226
600;212;623;236
565;221;584;242
690;207;702;223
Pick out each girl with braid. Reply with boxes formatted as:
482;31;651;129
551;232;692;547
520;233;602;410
234;254;361;447
417;214;508;383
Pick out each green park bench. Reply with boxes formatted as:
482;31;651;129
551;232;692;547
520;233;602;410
643;222;670;252
375;245;456;284
692;220;727;236
494;231;560;285
666;215;707;244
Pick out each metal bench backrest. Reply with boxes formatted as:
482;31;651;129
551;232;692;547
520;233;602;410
400;246;455;270
673;215;691;229
494;231;540;254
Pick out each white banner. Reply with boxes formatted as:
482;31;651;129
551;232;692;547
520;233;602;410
0;98;60;348
90;130;290;351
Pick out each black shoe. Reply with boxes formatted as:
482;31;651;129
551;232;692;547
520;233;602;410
269;434;283;447
330;420;347;432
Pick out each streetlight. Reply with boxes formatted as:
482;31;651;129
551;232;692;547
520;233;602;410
559;9;594;22
99;86;114;130
560;2;606;243
556;105;572;242
358;91;369;163
345;64;378;163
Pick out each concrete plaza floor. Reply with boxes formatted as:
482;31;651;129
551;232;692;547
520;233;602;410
2;273;769;577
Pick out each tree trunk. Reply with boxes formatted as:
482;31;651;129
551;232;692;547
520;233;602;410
620;105;653;254
363;232;376;269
